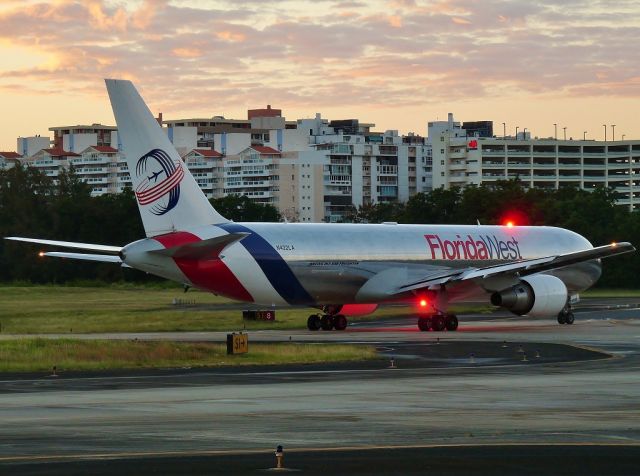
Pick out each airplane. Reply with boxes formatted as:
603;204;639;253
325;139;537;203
5;79;635;332
147;170;164;183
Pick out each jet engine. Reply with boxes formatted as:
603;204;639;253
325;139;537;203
490;274;567;317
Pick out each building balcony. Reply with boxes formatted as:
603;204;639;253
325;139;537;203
73;157;116;166
481;162;505;168
607;151;631;158
449;161;467;171
76;167;112;174
187;162;216;170
85;178;109;185
531;163;556;168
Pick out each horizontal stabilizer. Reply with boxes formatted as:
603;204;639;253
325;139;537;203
42;252;130;267
150;232;249;259
5;237;122;254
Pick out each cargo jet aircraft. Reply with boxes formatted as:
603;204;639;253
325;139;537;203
6;80;635;332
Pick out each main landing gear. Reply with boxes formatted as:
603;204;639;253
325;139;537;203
557;304;575;325
307;313;348;331
417;313;458;332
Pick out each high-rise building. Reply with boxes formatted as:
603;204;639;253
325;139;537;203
430;114;640;210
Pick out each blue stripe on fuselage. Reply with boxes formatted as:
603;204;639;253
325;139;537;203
218;223;314;305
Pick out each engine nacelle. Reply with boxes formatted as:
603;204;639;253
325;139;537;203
490;275;568;317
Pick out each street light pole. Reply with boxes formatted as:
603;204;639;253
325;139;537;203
603;124;607;141
502;122;506;140
622;134;626;141
515;126;519;139
611;124;616;141
583;131;587;140
563;127;567;140
523;127;528;139
553;123;557;140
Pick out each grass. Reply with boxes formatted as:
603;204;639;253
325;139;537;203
0;338;377;372
0;286;493;334
582;288;640;298
2;284;635;335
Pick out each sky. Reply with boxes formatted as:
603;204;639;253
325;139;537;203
1;0;639;150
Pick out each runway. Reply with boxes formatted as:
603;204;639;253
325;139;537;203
0;298;639;474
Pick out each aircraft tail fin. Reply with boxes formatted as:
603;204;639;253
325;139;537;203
105;79;228;237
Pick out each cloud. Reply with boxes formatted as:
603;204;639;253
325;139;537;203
0;0;638;119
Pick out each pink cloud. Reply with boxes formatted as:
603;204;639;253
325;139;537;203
0;0;637;119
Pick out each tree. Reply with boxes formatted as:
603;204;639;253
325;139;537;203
210;195;281;222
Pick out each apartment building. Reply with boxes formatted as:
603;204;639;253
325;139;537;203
69;146;131;196
17;136;50;157
27;148;80;183
182;148;224;198
430;114;640;210
0;151;22;170
166;110;430;222
24;109;640;219
49;124;117;153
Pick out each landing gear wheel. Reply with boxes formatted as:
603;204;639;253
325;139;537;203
307;314;321;331
432;315;446;332
565;312;575;325
445;314;459;331
557;313;567;325
418;317;432;332
320;314;334;331
332;314;348;331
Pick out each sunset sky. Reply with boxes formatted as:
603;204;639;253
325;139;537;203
1;0;639;150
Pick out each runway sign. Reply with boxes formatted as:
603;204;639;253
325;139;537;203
227;332;249;355
242;310;276;321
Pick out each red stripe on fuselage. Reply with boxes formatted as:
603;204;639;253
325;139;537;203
153;231;253;302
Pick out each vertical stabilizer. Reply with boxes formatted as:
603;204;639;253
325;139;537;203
105;79;227;237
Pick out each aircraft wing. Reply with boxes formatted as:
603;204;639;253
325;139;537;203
5;237;122;254
42;252;130;267
358;242;634;300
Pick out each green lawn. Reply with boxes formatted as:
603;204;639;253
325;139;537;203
582;289;640;298
0;338;377;372
0;286;492;334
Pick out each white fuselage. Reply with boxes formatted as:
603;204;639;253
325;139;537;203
122;223;600;307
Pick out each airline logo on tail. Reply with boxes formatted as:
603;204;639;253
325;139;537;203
134;149;184;215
